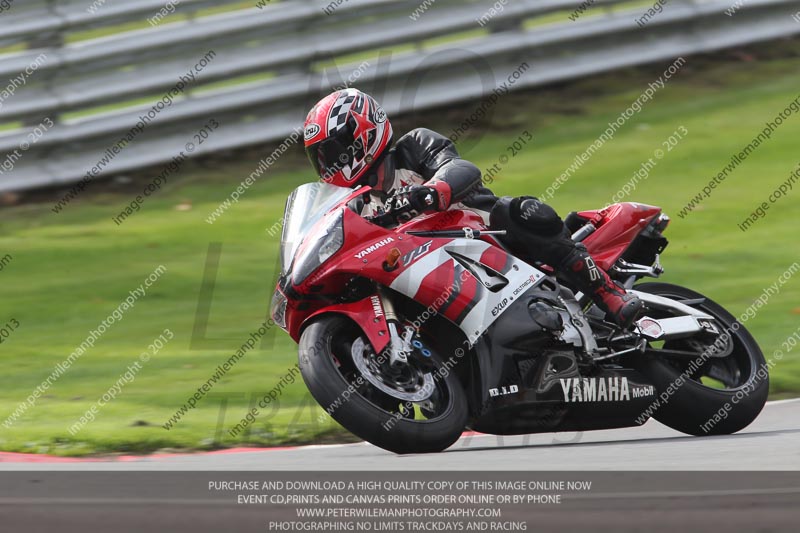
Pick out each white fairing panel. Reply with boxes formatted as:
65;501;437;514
389;239;547;345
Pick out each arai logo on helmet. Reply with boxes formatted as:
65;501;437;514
374;107;387;124
304;123;321;141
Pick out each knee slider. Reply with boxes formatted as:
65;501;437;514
490;197;578;267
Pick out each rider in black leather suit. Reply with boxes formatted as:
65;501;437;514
303;89;643;327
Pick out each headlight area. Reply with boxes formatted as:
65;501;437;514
292;209;345;286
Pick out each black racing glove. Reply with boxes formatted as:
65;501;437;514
386;186;438;222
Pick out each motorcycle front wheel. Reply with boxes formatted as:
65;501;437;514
298;315;468;454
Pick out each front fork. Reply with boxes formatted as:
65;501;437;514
378;288;430;367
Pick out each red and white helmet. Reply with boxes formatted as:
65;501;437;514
303;89;393;187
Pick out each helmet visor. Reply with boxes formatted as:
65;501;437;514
305;125;357;182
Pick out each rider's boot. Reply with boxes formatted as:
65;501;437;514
559;248;644;328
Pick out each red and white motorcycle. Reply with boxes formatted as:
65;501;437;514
271;182;768;454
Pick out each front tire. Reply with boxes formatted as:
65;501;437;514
298;315;468;454
632;283;769;436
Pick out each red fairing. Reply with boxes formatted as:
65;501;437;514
278;188;662;350
416;259;457;313
581;202;662;271
392;209;495;324
398;209;487;233
444;269;481;323
479;246;511;272
281;197;493;346
305;296;391;354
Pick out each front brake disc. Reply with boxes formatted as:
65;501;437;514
351;337;435;402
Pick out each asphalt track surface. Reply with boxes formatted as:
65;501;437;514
1;399;798;471
1;401;798;532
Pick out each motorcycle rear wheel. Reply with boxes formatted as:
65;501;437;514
632;282;769;436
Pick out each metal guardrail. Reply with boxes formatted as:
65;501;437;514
1;0;799;193
0;0;246;46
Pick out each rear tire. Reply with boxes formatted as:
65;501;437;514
299;315;468;454
632;283;769;436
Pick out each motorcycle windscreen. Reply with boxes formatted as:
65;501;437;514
280;182;353;274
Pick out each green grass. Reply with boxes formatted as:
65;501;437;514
1;40;800;456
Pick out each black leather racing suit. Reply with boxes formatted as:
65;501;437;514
364;127;580;269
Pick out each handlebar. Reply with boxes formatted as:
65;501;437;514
365;211;398;228
405;229;507;239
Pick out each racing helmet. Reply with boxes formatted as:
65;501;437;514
303;89;393;187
